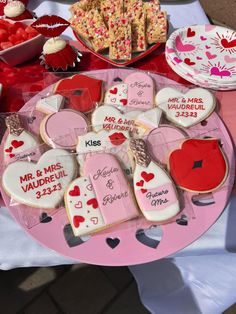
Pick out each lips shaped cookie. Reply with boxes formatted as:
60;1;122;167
130;139;180;222
54;74;103;113
2;149;77;208
65;153;139;236
155;88;216;128
168;139;228;193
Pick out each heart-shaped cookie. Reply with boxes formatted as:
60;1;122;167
2;149;77;208
155;87;216;128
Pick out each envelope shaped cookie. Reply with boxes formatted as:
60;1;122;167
65;153;139;236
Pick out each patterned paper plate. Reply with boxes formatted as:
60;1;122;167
166;25;236;85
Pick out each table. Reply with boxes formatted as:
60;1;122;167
2;1;236;314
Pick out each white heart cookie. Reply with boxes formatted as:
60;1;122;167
4;131;39;162
76;130;134;178
2;149;77;209
104;84;128;108
155;87;216;128
92;105;142;133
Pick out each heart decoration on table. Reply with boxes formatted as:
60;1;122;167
155;87;216;128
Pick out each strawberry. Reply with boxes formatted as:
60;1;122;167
0;41;13;50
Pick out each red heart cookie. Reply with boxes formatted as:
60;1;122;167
169;139;228;193
54;74;103;113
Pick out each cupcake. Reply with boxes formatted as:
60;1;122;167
40;37;82;71
4;1;33;21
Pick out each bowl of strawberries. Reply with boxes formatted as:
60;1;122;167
0;19;45;66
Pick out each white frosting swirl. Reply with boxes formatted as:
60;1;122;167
4;1;25;18
43;37;67;55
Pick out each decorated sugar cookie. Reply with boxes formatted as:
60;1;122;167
168;139;228;193
40;109;88;150
36;94;65;115
4;114;39;161
130;139;180;222
76;130;134;178
2;148;77;209
155;87;216;128
124;72;154;110
54;74;103;113
65;153;139;236
92;105;142;133
104;83;128;108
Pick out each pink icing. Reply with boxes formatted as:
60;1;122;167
44;109;88;149
125;72;154;110
84;153;138;224
136;183;177;211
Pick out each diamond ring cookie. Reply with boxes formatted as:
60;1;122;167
130;138;180;222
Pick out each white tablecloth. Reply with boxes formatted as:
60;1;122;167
3;1;236;314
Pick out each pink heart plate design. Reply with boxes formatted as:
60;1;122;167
165;25;236;89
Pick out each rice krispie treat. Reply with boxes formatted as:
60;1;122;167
100;0;123;26
146;9;167;44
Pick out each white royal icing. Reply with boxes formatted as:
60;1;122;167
36;94;65;115
4;1;25;18
104;83;128;108
65;176;105;237
155;87;216;128
2;149;77;208
43;37;67;55
4;130;39;162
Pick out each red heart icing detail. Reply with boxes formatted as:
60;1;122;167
5;147;13;153
69;186;80;197
221;38;236;49
73;215;85;228
110;87;118;94
87;198;98;209
9;154;15;158
169;139;227;192
141;171;155;182
54;74;103;113
11;140;24;149
184;58;195;66
136;180;144;187
141;189;147;194
109;132;127;146
187;28;195;37
120;99;127;106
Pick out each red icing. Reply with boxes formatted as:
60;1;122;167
69;185;80;197
54;74;103;113
109;132;126;146
5;146;13;153
9;153;15;158
141;189;147;194
86;198;98;209
11;139;24;148
187;27;195;37
73;215;85;228
136;180;144;187
169;139;227;192
141;171;155;182
120;99;127;106
110;87;118;94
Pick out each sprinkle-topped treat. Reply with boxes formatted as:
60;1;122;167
146;10;167;44
109;17;132;60
70;0;101;13
100;0;123;26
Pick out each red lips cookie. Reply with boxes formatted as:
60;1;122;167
54;74;103;113
168;139;228;193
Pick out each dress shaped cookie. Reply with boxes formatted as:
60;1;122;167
130;139;180;222
168;139;228;193
4;114;39;161
65;153;139;236
104;83;128;108
76;130;134;178
124;72;154;110
2;149;77;209
54;74;103;113
155;88;216;128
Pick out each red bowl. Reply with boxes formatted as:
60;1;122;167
73;30;165;67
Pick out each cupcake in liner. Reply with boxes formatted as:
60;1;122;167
4;1;34;21
40;37;82;71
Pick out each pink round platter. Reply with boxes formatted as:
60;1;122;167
0;69;235;266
